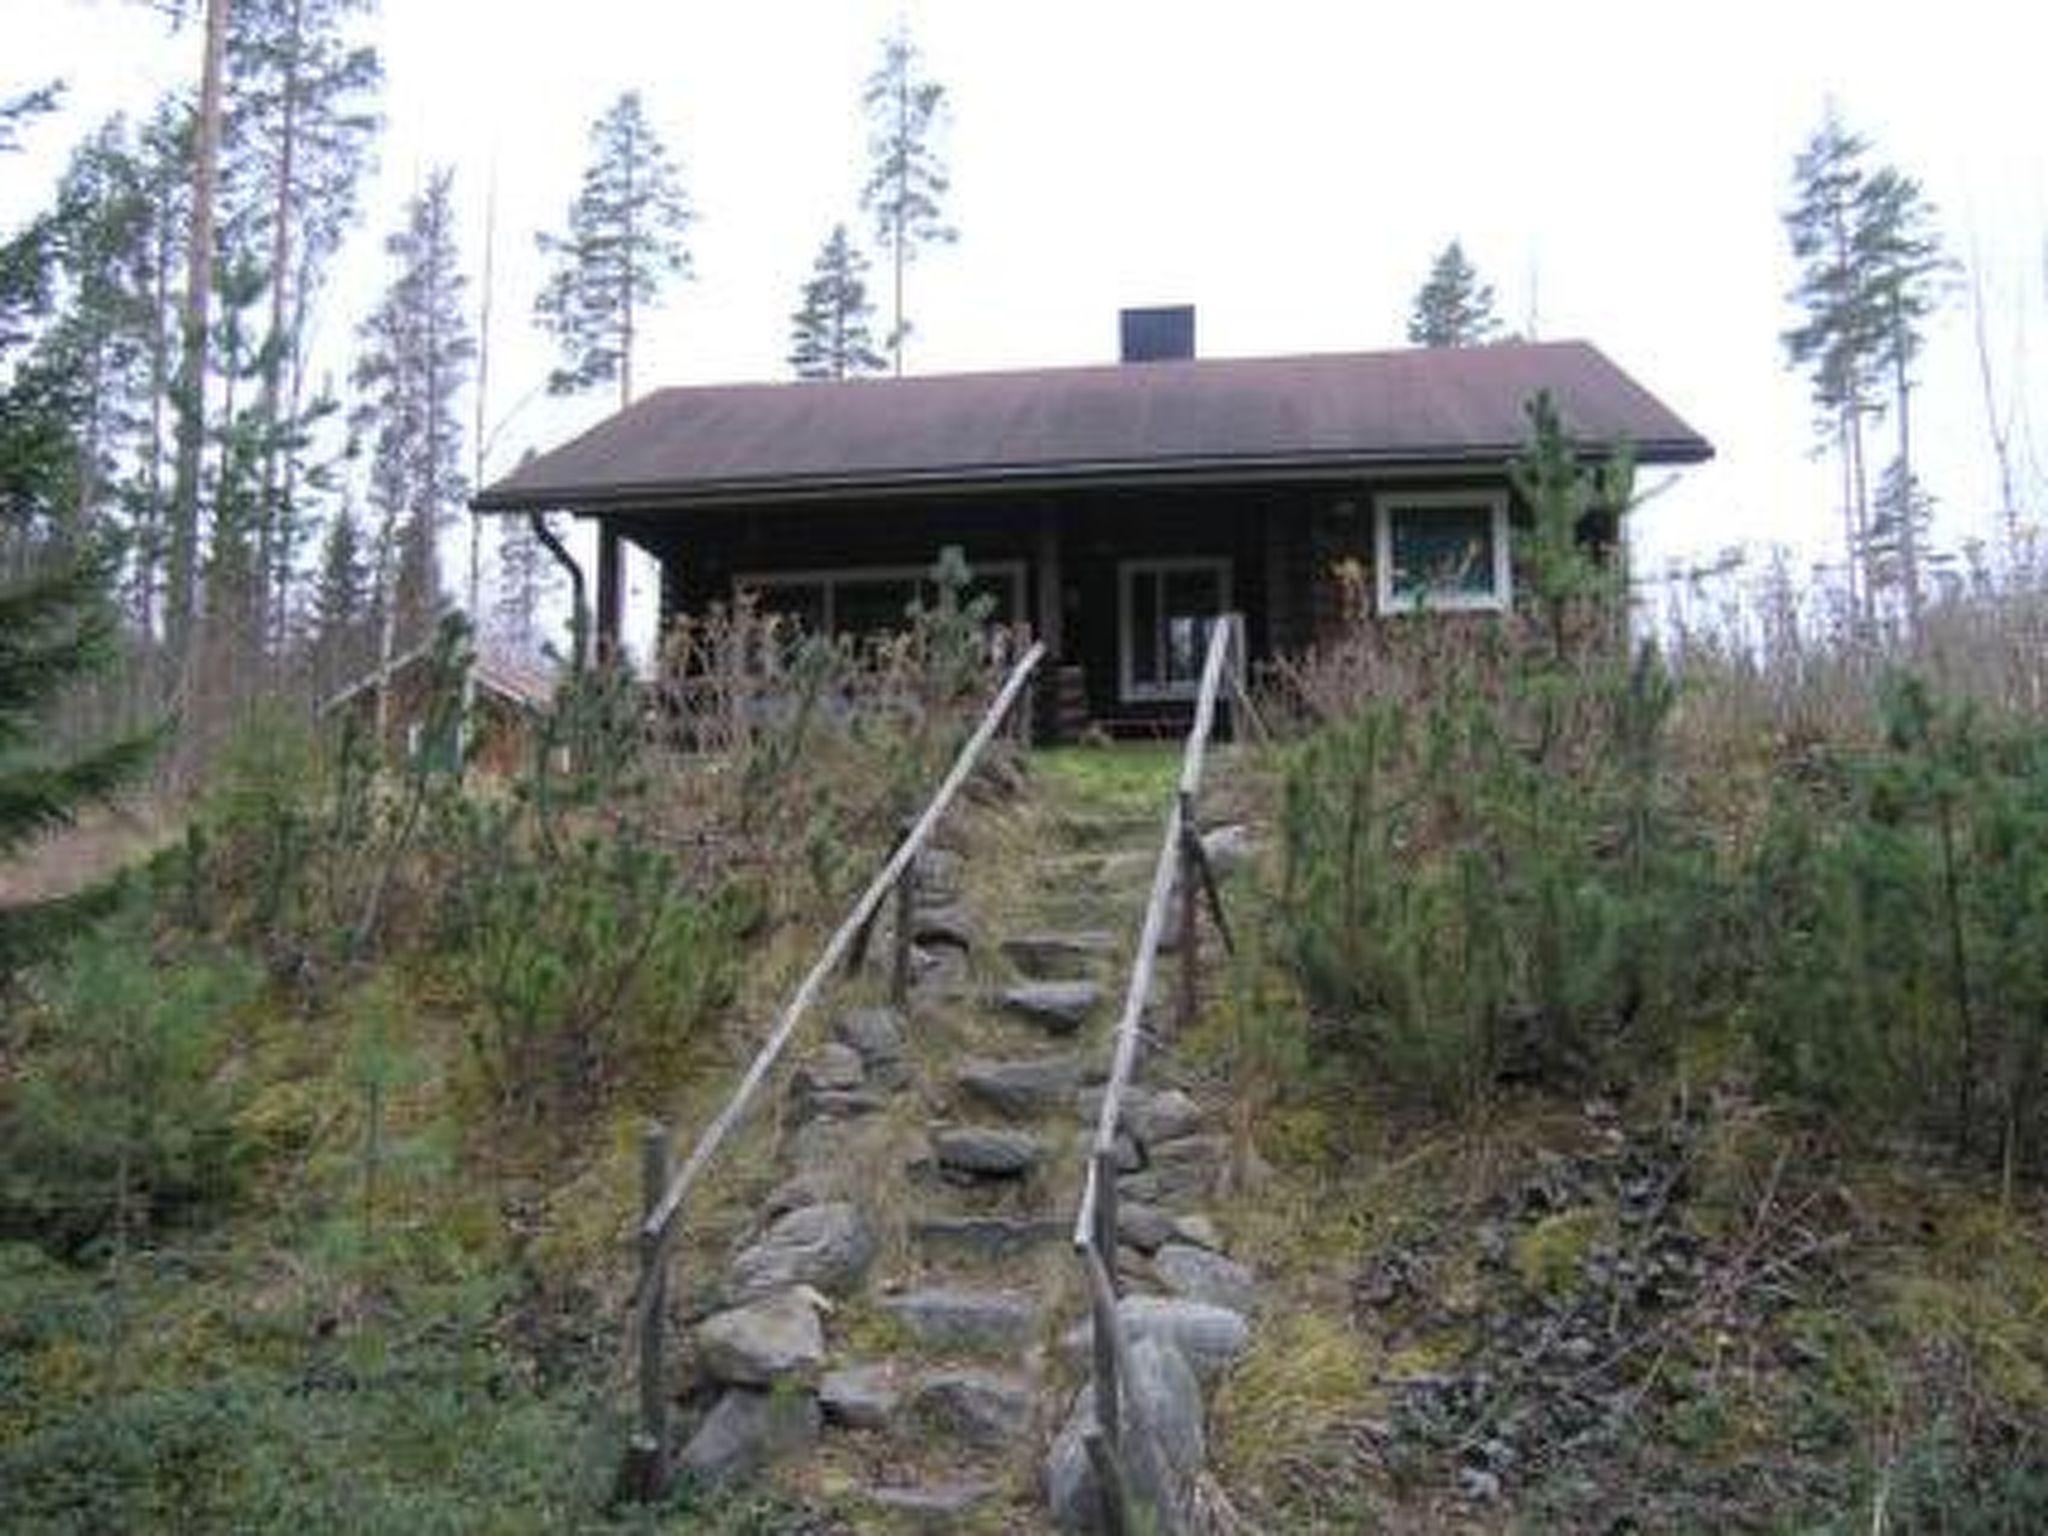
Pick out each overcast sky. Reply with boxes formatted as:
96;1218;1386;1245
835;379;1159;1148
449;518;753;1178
6;0;2046;638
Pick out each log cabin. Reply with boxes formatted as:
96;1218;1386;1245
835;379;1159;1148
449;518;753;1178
472;311;1710;738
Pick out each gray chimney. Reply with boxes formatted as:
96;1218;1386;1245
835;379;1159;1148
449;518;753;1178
1119;305;1196;363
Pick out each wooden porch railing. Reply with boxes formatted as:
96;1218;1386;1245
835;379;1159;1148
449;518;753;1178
1069;613;1260;1534
620;640;1046;1499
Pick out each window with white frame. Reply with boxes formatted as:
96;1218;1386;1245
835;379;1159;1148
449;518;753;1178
1119;558;1230;701
1374;490;1511;613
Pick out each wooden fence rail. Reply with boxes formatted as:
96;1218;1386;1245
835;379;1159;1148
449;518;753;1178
620;641;1046;1499
1069;613;1250;1535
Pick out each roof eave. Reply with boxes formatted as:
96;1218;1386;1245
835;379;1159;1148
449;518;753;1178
471;437;1713;516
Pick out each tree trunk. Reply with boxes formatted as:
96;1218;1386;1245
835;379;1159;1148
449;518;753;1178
166;0;232;705
255;0;305;680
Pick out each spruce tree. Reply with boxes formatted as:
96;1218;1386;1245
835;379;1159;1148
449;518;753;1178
309;499;369;698
1;118;159;976
1406;240;1501;347
493;516;560;661
860;24;955;376
789;223;885;381
534;91;692;409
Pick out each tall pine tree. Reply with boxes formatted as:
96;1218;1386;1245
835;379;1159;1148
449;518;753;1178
1406;240;1501;347
1783;111;1949;624
534;91;691;409
860;25;955;376
788;223;884;381
352;169;473;724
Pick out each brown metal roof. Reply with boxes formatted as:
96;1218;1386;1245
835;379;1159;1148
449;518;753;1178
471;339;1710;513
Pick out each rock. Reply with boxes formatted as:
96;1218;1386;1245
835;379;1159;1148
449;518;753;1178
1146;1133;1231;1200
912;905;975;952
1200;823;1257;877
793;1088;890;1123
958;1054;1083;1117
820;1361;900;1429
1002;931;1119;979
834;1005;907;1066
1065;1297;1249;1385
1073;1128;1143;1174
913;943;972;994
1000;980;1101;1034
932;1125;1042;1178
1118;1296;1249;1384
1171;1214;1224;1251
793;1042;865;1094
726;1202;876;1304
677;1386;820;1488
1153;1244;1258;1315
1047;1335;1205;1532
1118;1170;1162;1204
913;845;963;903
1457;1465;1503;1503
866;1480;1001;1519
783;1114;891;1179
911;1213;1068;1260
1117;1200;1177;1253
1128;1089;1203;1148
905;1367;1033;1448
763;1167;835;1218
694;1288;826;1386
883;1287;1038;1352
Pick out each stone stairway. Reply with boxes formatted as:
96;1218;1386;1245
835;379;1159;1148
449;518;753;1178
670;776;1261;1531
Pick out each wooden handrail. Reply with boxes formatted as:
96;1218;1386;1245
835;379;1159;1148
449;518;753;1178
1074;616;1236;1246
637;641;1045;1269
619;642;1047;1504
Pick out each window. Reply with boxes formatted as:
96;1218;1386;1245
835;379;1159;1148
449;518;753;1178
1119;558;1231;701
736;561;1024;639
1374;490;1511;613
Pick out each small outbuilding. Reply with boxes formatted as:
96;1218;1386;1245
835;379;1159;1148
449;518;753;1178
320;642;555;775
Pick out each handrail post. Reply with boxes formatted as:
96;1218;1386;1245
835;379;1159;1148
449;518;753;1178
1092;1147;1122;1299
624;1120;670;1500
1083;1430;1134;1536
1176;790;1199;1037
890;818;916;1006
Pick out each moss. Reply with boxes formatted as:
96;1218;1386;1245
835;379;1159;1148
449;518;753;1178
1512;1207;1607;1297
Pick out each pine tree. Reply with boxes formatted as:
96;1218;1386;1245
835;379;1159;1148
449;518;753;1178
352;169;473;726
860;24;955;376
789;222;885;381
222;0;382;659
1407;240;1501;347
534;91;691;409
1783;112;1949;625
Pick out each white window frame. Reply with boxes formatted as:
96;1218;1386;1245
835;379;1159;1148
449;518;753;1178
1117;556;1233;703
733;560;1026;632
1373;489;1512;614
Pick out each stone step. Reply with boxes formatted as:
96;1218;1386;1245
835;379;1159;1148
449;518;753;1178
910;1213;1069;1261
1001;930;1121;980
881;1286;1040;1353
902;1366;1034;1448
956;1053;1084;1117
997;980;1102;1034
930;1124;1043;1179
863;1478;1004;1523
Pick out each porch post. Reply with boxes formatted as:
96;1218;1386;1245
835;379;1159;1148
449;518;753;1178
596;522;624;663
1035;508;1063;655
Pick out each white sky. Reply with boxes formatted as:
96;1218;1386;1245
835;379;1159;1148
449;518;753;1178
6;0;2047;645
